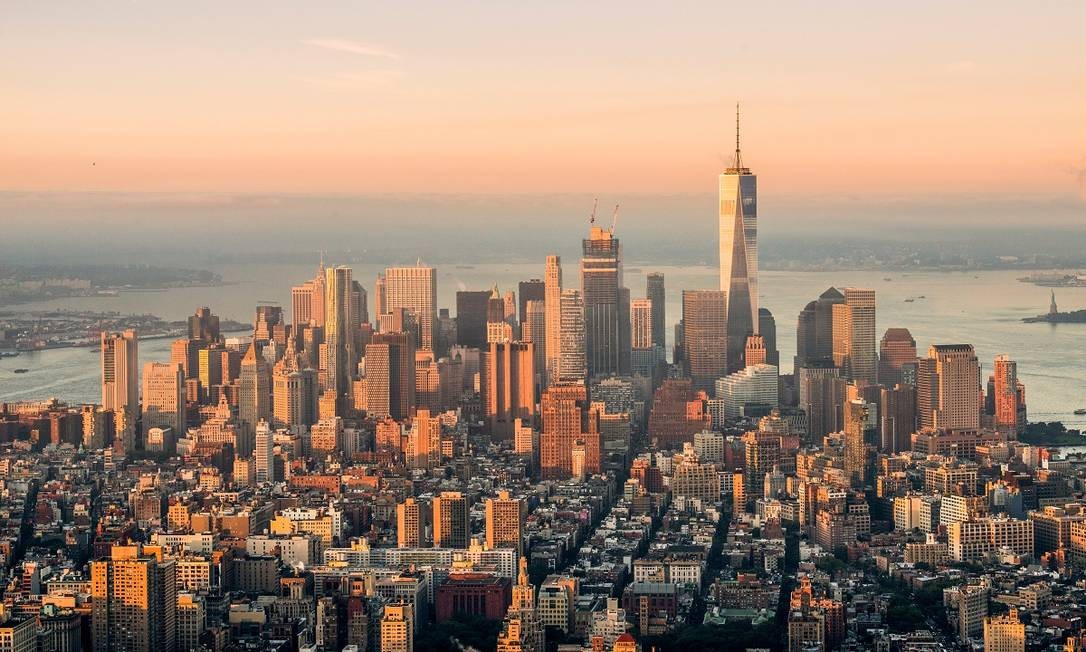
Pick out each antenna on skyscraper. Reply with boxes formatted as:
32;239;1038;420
734;102;743;170
589;196;598;225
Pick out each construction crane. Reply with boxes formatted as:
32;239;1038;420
588;197;599;225
609;203;620;235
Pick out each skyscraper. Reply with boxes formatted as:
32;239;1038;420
581;225;630;378
544;255;563;386
879;327;917;387
483;341;535;440
719;106;758;373
291;261;326;328
917;344;981;431
879;384;916;453
397;497;430;548
432;491;471;548
485;490;525;554
832;288;877;385
385;265;437;350
558;289;587;384
523;299;547;381
518;279;545;324
992;354;1023;435
681;290;728;394
90;545;177;652
844;399;869;488
238;343;271;455
324;266;358;405
539;384;595;479
101;330;139;421
456;290;491;349
364;332;416;420
646;273;666;350
254;420;275;483
795;288;844;371
630;298;653;349
187;307;220;342
141;362;184;452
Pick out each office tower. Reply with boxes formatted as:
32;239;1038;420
544;255;563;386
879;384;916;453
397;497;430;548
646;272;666;350
581;225;631;377
380;603;413;652
795;287;844;370
518;279;545;324
503;289;517;324
364;332;416;420
539;384;591;478
90;545;177;652
272;361;317;434
253;304;282;343
715;363;778;420
374;272;387;326
993;355;1022;435
832;288;877;385
483;341;535;440
325;266;358;404
432;491;470;548
681;290;728;393
523;299;547;380
719;108;758;373
646;379;711;448
758;308;779;367
917;344;981;431
170;337;200;382
486;286;514;343
630;298;652;349
485;490;525;554
176;593;205;652
351;280;369;328
879;327;917;387
985;609;1025;652
558;289;587;383
141;362;184;452
291;261;326;328
745;334;767;366
188;307;220;342
801;367;847;441
844;400;869;488
237;344;271;455
254;421;274;483
385;265;437;350
101;330;139;420
456;290;491;349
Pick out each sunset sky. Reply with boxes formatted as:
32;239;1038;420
3;2;1085;196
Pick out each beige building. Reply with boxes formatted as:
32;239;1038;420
630;298;653;350
984;608;1025;652
831;287;877;385
90;545;177;652
483;341;535;440
141;362;184;451
384;265;437;351
176;592;205;652
397;498;430;548
432;491;470;549
681;290;727;394
543;255;563;387
917;344;981;431
948;518;1033;563
380;602;414;652
486;491;525;554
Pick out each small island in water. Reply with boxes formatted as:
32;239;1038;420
1022;291;1086;323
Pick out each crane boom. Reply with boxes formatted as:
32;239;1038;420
589;197;599;225
610;203;620;234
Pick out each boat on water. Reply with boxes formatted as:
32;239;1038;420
904;298;915;303
1075;409;1086;416
13;368;29;374
0;351;19;358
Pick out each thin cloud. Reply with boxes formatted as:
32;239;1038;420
304;38;400;60
294;70;402;90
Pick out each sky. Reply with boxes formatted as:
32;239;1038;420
2;1;1085;198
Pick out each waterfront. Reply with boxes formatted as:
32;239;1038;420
1;263;1083;427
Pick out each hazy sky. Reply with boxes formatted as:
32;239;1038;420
2;2;1085;196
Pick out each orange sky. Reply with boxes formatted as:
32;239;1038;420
2;2;1085;196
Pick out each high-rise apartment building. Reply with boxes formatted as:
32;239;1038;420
523;299;547;380
485;490;525;554
397;497;430;548
539;384;595;479
483;341;535;440
879;384;916;453
364;332;416;420
408;408;441;470
581;226;630;378
879;327;917;387
254;421;275;483
681;290;728;394
719;111;758;374
101;330;139;421
141;362;184;452
844;400;868;488
558;289;586;383
432;491;471;549
646;273;666;350
630;298;653;350
832;288;877;385
993;354;1022;435
385;265;437;351
380;602;414;652
917;344;981;431
90;545;177;652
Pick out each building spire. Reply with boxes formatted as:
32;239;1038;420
734;102;743;170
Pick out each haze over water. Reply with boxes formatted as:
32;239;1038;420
2;262;1082;428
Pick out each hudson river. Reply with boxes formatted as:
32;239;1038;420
2;264;1083;429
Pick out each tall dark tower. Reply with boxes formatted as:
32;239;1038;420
581;216;631;378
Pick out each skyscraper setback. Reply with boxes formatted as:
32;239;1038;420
719;107;758;373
